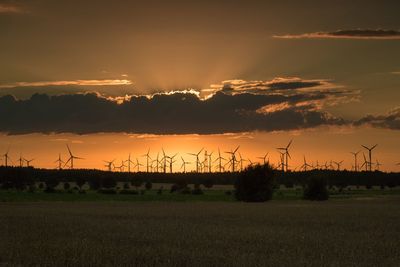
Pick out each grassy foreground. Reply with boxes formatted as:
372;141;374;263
1;198;400;266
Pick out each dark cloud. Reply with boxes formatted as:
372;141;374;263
273;29;400;40
355;107;400;130
0;88;346;135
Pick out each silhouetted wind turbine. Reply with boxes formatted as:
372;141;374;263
350;151;360;172
360;153;368;172
301;156;312;171
362;144;377;172
375;160;382;171
168;153;178;173
188;148;204;173
55;154;64;170
333;160;343;171
64;144;84;169
25;158;34;167
225;146;240;172
238;152;247;171
214;148;226;172
125;153;134;173
257;153;269;165
180;156;190;173
18;153;24;167
2;147;12;167
136;158;143;172
277;140;292;172
142;148;152;173
103;159;115;172
207;151;214;173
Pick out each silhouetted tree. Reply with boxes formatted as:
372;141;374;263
235;164;275;202
303;175;329;201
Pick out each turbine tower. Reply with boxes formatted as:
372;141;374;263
126;153;134;173
25;158;34;167
55;154;64;170
142;149;152;173
188;148;204;173
277;140;292;172
64;144;84;169
362;144;377;172
180;156;190;173
214;148;226;172
225;146;240;172
103;159;115;172
350;151;360;172
257;153;269;165
2;147;12;167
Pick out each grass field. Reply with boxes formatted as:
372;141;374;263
1;197;400;266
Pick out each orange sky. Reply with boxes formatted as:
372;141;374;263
1;126;399;172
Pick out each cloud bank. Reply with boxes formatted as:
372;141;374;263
355;107;400;130
0;77;354;135
274;29;400;40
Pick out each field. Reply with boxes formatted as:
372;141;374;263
2;197;400;266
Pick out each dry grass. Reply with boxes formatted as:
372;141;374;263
1;198;400;266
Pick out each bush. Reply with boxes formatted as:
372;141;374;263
202;179;214;189
157;186;163;195
102;177;116;189
303;175;329;201
234;164;275;202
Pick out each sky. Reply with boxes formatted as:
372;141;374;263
0;0;399;171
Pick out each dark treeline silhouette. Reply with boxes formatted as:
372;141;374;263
0;166;399;191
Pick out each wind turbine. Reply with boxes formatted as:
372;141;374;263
277;140;292;172
257;153;269;165
188;148;204;173
2;147;12;167
18;154;24;167
55;154;64;170
225;146;240;172
375;160;382;171
25;158;34;167
277;151;285;172
247;158;255;167
350;151;361;172
180;156;190;173
136;158;143;172
161;148;168;173
168;153;178;173
361;144;377;172
207;151;214;173
125;153;134;173
360;153;368;172
238;152;247;171
301;156;312;171
103;159;115;172
64;144;84;169
214;148;225;172
114;160;126;172
142;148;152;173
333;160;343;171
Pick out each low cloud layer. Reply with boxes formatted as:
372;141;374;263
0;77;354;134
274;29;400;40
355;107;400;130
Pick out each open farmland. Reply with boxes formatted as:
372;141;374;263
1;198;400;266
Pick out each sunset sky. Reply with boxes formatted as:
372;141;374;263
0;0;399;171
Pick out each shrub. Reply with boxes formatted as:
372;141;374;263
78;190;86;194
225;190;232;196
234;164;275;202
76;177;86;190
38;182;45;190
303;175;329;201
180;186;191;194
